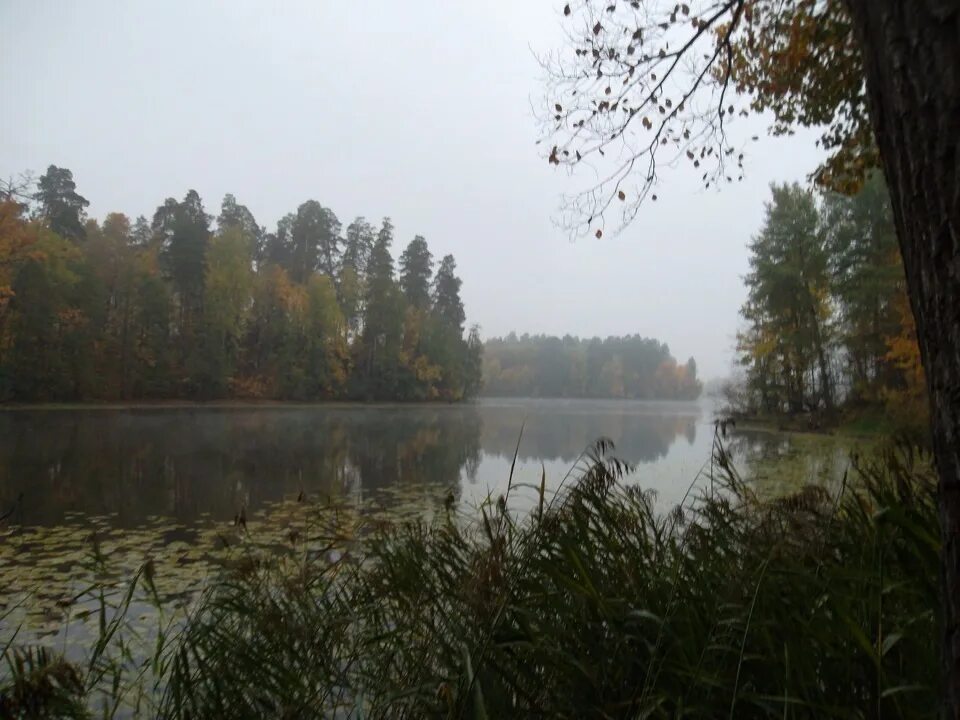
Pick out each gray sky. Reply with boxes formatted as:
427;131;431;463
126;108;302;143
0;0;824;379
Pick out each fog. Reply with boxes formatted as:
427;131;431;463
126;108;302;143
0;0;825;379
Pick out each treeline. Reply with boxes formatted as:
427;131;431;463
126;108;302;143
735;173;925;420
482;334;701;400
0;166;481;402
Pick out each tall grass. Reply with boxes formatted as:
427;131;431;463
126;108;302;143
1;433;939;718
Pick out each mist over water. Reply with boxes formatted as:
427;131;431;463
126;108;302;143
0;399;852;529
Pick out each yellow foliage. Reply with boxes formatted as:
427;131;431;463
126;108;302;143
882;283;928;425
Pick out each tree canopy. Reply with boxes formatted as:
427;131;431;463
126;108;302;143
0;173;482;402
540;0;872;237
484;333;701;400
736;174;924;423
542;2;960;710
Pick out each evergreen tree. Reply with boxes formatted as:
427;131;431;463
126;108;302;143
289;201;341;282
358;219;404;398
154;190;211;369
399;236;433;310
342;217;375;278
432;255;465;333
130;215;152;246
0;180;488;402
427;254;469;398
218;194;263;263
34;165;89;242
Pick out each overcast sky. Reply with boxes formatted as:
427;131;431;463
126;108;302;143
0;0;825;379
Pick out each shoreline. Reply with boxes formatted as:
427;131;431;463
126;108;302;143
0;395;709;412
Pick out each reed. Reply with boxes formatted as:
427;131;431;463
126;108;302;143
1;434;939;718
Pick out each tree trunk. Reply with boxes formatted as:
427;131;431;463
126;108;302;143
845;2;960;716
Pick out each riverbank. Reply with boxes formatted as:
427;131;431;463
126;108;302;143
0;398;479;411
721;404;928;441
0;437;939;718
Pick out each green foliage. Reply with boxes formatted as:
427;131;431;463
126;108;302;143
34;165;89;242
736;176;922;423
2;438;938;718
483;333;702;400
739;183;834;413
0;171;482;402
822;172;902;400
399;235;433;310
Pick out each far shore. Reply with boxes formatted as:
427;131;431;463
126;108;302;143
0;395;709;412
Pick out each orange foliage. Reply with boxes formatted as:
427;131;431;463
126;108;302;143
0;200;39;310
882;283;928;425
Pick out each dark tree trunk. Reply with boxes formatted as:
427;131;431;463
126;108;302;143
845;1;960;716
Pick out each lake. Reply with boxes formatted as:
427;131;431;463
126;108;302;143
0;398;859;650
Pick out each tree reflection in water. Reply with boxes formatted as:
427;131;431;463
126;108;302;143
0;400;707;528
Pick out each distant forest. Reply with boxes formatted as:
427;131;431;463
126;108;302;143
0;166;481;402
482;334;702;400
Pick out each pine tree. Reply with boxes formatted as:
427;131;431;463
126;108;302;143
357;219;404;398
399;236;433;310
34;165;89;242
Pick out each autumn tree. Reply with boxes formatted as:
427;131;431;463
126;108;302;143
541;0;960;709
0;177;483;405
195;225;255;396
739;183;834;413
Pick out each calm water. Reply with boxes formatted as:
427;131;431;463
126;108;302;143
0;398;855;524
0;398;858;648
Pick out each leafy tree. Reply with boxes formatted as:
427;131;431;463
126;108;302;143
83;213;138;396
823;171;901;399
302;274;349;397
0;200;41;313
542;4;960;699
0;180;483;405
34;165;89;242
195;226;255;396
4;231;79;399
399;236;434;310
738;183;834;412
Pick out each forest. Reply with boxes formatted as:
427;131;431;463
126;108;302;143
0;166;482;402
733;172;926;427
482;333;701;400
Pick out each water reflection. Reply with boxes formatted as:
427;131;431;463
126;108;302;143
0;400;704;527
479;398;699;464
